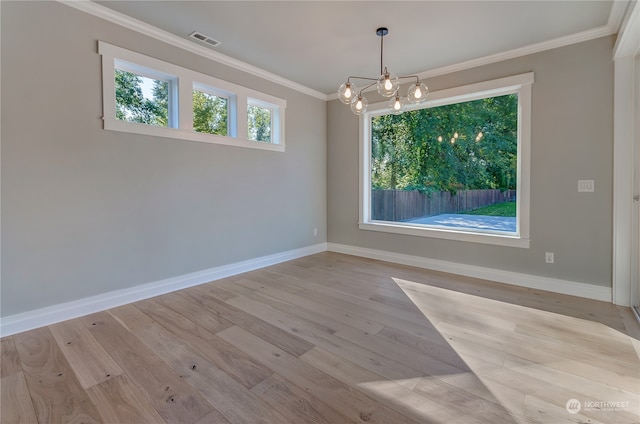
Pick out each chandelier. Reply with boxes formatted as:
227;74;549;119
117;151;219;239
338;27;429;116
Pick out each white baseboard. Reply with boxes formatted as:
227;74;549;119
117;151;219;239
327;243;612;302
0;243;327;337
2;241;612;336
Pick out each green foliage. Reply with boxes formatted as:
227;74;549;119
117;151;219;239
115;70;168;126
371;94;518;194
115;72;229;136
193;90;228;135
461;201;516;217
248;105;271;143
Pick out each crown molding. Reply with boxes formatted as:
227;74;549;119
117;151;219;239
59;0;622;103
415;25;616;83
614;0;639;58
609;0;632;32
57;0;328;101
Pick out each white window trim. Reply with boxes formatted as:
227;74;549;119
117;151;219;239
359;72;533;248
99;41;286;152
247;98;279;143
193;82;235;137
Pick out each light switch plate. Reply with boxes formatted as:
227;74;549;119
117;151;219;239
578;180;594;192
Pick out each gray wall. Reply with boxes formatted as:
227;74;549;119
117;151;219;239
328;36;614;287
1;1;327;316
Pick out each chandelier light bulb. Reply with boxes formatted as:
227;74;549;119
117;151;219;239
350;95;368;115
407;82;429;103
338;82;358;105
388;95;405;115
377;70;399;97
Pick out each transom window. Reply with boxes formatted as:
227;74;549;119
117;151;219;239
193;86;230;136
115;70;170;127
360;73;533;247
100;41;286;152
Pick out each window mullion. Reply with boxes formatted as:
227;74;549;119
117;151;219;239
178;77;193;131
237;94;248;140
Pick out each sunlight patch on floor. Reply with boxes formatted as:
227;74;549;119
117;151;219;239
388;276;640;424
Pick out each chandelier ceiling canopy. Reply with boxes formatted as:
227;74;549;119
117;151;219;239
338;27;429;116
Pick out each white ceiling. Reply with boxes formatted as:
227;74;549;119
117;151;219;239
94;1;624;95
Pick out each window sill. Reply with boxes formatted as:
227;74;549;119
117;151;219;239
104;118;285;153
359;221;530;248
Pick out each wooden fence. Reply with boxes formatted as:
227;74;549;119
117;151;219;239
371;189;516;221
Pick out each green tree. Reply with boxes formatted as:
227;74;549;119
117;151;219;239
114;70;168;126
115;69;145;121
248;105;271;142
193;90;228;135
371;94;517;194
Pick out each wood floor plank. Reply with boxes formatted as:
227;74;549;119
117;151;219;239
153;291;235;334
12;327;103;424
185;365;289;424
193;409;232;424
222;277;386;335
218;325;422;424
49;319;123;389
333;325;469;377
251;372;359;424
86;375;166;424
227;294;425;389
289;280;444;342
1;372;38;424
477;361;633;423
80;311;213;424
428;370;529;422
522;395;609;424
300;346;486;424
133;298;272;389
502;354;640;422
176;289;314;357
376;325;507;368
1;336;22;378
438;320;640;392
109;304;288;424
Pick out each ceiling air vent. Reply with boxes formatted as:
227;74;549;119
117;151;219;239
189;31;221;47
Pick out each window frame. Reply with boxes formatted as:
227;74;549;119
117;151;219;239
192;82;234;137
247;98;277;143
99;41;286;152
359;73;533;248
113;64;177;128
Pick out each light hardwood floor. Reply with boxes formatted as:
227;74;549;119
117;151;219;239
2;252;639;423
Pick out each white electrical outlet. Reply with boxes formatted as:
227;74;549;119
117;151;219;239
578;180;594;192
545;252;554;263
314;228;318;236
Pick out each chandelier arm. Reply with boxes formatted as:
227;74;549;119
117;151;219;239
396;75;421;82
348;76;379;83
358;81;377;95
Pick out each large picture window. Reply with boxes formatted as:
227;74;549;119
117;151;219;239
360;73;533;247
